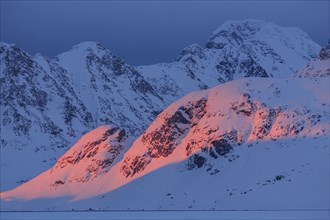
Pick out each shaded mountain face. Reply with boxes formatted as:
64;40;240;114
52;42;164;135
1;74;328;211
294;39;330;78
138;20;321;102
0;42;165;190
0;20;322;191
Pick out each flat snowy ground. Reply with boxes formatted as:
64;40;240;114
1;210;329;220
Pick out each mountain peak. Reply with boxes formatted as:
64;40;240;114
0;41;15;49
72;41;103;50
204;19;313;50
55;41;110;60
0;42;28;57
176;44;204;62
207;19;267;44
214;19;266;32
210;19;305;37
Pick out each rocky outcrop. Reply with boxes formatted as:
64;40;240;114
119;76;328;176
318;39;330;60
120;98;208;177
230;93;255;117
294;40;330;78
50;126;126;184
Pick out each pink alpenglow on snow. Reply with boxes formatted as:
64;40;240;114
0;20;329;212
1;75;329;210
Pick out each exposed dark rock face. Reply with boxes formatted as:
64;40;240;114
0;44;90;147
110;56;126;76
160;21;319;99
120;154;152;178
130;72;163;101
50;127;126;182
176;44;205;62
142;98;208;159
0;41;165;166
204;30;229;49
216;57;239;81
120;98;208;177
270;109;320;138
294;40;330;78
210;139;233;157
1;44;94;143
240;57;268;78
185;130;239;170
205;22;277;79
251;103;276;139
186;129;240;160
318;39;330;60
193;154;206;168
230;93;255;116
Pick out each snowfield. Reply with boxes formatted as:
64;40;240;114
1;210;329;220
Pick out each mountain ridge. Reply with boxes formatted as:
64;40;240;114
1;75;329;210
0;19;324;192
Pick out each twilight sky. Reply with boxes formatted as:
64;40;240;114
1;0;329;66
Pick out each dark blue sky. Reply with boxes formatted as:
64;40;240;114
1;0;329;65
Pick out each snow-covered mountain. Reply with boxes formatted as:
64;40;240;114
138;19;321;102
1;73;328;210
0;42;165;190
0;20;324;194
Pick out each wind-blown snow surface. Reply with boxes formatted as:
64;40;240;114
1;76;329;211
0;20;321;191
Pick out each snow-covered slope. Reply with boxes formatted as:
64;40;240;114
138;19;321;103
0;20;323;193
49;125;127;184
295;39;330;78
1;75;328;210
1;42;94;190
0;42;164;190
53;42;165;134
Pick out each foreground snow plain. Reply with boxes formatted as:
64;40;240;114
1;210;329;220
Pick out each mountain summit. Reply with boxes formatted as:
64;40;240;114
139;19;320;101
